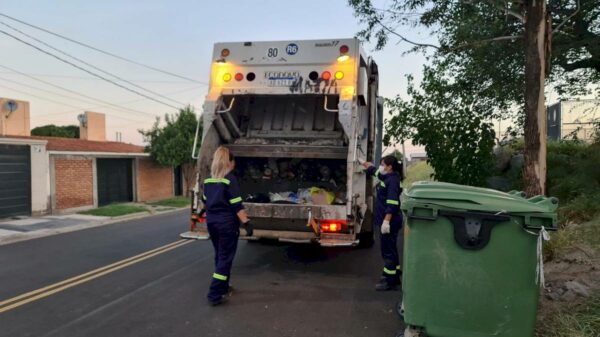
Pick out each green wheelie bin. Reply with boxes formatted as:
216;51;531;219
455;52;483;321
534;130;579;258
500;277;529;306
400;181;558;337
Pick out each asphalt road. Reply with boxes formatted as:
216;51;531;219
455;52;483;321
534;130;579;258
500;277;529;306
0;210;404;337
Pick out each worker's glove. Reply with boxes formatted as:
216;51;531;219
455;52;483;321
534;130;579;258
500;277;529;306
381;220;391;234
243;220;254;237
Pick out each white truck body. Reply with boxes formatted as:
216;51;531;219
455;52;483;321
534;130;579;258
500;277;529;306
185;38;383;247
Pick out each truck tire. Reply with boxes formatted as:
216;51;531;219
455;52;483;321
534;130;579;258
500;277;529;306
357;230;374;249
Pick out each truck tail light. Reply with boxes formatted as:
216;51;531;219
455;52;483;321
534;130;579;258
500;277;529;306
246;72;256;81
309;71;319;81
235;73;244;81
321;71;331;80
339;45;349;54
320;220;347;233
223;73;232;82
335;71;344;80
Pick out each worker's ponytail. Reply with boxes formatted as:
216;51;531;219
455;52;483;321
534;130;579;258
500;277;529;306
381;155;404;181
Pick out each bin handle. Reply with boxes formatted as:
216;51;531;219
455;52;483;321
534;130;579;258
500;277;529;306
407;214;437;221
406;207;438;221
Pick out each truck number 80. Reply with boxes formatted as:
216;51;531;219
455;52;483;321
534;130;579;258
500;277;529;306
267;48;278;57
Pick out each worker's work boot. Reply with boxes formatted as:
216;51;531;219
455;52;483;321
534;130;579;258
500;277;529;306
375;279;398;291
209;286;234;306
208;295;229;306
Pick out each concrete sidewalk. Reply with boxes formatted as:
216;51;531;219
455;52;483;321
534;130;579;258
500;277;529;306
0;208;186;246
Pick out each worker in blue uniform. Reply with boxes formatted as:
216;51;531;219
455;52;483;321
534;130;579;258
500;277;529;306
202;146;253;306
362;155;404;291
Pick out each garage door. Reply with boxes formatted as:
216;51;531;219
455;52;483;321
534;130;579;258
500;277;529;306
0;144;31;218
97;158;133;206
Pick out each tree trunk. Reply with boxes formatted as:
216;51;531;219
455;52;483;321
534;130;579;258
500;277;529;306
523;0;549;196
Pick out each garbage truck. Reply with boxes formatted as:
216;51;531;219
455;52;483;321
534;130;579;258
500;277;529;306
182;38;383;247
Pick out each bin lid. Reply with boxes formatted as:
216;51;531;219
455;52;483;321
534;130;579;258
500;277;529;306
402;181;558;214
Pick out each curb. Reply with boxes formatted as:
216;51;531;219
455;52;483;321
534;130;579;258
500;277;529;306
0;207;188;247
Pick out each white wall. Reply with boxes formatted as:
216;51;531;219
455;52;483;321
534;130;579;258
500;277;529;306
30;143;50;215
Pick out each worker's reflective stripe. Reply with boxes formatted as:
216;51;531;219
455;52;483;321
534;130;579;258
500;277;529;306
396;265;402;271
212;273;228;281
379;181;386;188
204;178;231;185
202;194;207;201
386;199;400;205
229;197;242;204
383;267;397;275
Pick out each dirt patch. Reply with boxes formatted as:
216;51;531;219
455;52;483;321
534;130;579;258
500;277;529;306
537;244;600;333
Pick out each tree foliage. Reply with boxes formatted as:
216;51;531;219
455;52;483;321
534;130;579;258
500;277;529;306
385;66;496;186
350;0;599;93
31;124;79;138
139;106;200;196
349;0;600;188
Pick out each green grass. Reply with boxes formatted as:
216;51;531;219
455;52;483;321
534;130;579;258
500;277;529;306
545;214;600;262
403;161;435;189
537;296;600;337
147;196;189;208
79;204;149;217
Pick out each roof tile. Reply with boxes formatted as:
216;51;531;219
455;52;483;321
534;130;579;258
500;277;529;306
1;135;145;154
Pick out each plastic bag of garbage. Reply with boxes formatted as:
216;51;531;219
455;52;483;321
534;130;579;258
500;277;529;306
269;192;300;204
310;187;335;205
298;188;312;204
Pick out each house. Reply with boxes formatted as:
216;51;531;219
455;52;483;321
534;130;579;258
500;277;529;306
409;152;428;165
1;101;180;218
547;100;600;142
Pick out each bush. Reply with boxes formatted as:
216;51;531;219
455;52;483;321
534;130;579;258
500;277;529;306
558;193;600;225
546;142;600;203
403;161;435;189
498;140;600;223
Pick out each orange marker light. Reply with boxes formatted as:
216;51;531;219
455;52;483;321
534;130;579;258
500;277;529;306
223;73;232;82
337;55;350;63
335;71;344;80
235;73;244;81
321;71;331;80
221;48;230;57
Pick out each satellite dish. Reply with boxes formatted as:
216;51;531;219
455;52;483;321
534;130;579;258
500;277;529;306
3;100;18;116
77;114;88;127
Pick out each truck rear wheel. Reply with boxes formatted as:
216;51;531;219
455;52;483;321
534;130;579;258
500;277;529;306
357;230;374;249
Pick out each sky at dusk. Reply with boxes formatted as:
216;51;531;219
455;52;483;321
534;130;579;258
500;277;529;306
0;0;432;155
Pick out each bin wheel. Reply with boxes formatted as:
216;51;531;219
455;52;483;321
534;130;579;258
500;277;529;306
396;301;404;320
400;326;423;337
